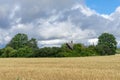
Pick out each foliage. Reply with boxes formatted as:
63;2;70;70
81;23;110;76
97;33;117;55
87;45;98;55
34;47;61;57
80;48;97;56
59;43;98;57
73;44;83;53
1;47;15;57
7;33;28;49
27;38;38;50
0;49;3;57
0;32;118;57
61;44;71;52
9;50;17;57
4;33;38;57
17;46;33;57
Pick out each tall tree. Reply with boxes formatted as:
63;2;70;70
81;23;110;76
97;33;117;55
7;33;28;49
27;38;38;50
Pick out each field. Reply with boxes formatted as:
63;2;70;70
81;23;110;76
0;55;120;80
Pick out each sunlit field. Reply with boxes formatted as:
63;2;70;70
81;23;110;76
0;55;120;80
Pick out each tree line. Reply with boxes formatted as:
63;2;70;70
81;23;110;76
0;33;117;57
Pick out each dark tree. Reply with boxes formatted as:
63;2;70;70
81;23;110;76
97;33;117;55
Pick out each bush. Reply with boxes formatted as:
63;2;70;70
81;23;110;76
96;44;113;55
17;46;33;57
1;47;15;57
80;48;97;57
9;50;17;57
34;47;62;57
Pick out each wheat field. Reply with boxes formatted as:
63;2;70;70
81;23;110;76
0;55;120;80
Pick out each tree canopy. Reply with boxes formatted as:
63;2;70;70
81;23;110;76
7;33;28;49
6;33;38;50
0;32;118;57
97;33;117;55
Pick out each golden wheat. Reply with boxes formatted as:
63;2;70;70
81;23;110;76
0;55;120;80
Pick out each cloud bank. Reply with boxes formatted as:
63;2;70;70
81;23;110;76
0;0;120;47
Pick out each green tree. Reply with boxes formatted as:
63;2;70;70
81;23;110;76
34;47;62;57
0;49;4;57
80;45;98;57
2;47;15;57
59;44;73;57
73;44;83;53
97;33;117;55
7;33;28;49
50;47;62;57
9;50;17;57
17;46;33;57
61;44;72;52
27;38;38;50
87;45;98;56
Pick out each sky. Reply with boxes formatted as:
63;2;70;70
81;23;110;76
85;0;120;14
0;0;120;48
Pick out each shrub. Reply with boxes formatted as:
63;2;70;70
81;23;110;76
1;47;15;57
17;46;33;57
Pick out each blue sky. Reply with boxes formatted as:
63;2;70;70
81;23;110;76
85;0;120;14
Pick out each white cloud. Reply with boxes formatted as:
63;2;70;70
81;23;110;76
0;0;120;47
115;7;120;13
39;39;67;45
101;14;113;21
88;38;98;45
73;4;96;16
9;5;20;19
4;36;11;42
